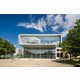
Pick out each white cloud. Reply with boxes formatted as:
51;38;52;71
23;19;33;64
37;18;47;31
46;14;55;26
61;14;80;37
64;14;80;30
54;14;64;25
61;30;69;37
17;22;27;27
50;14;80;37
52;26;59;32
17;14;80;37
17;18;47;32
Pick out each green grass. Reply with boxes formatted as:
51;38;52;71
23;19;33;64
63;60;80;65
56;59;80;66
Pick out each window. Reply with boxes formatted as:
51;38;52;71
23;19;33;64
60;53;63;57
57;49;59;51
57;53;59;57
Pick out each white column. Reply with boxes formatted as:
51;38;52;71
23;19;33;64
40;48;41;58
55;47;57;59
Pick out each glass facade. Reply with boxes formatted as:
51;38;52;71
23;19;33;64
21;36;60;45
19;34;62;59
24;48;56;59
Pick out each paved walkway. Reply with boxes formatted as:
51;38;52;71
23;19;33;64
0;58;73;67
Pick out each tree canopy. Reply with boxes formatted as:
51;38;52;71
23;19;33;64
0;37;15;58
62;20;80;59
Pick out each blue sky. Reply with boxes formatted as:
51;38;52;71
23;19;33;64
0;14;80;48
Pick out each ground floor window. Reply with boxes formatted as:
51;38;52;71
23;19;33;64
24;48;56;59
60;53;63;57
57;53;59;57
57;53;63;58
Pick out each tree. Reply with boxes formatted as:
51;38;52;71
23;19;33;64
0;37;15;58
62;20;80;60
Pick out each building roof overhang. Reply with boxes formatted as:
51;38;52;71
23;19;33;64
20;44;57;49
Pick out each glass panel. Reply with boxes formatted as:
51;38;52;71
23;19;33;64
24;48;56;59
21;36;60;45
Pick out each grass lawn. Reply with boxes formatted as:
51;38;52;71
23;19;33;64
56;59;80;66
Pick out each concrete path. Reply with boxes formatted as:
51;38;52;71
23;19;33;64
0;58;73;67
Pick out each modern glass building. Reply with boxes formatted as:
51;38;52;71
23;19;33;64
18;34;63;59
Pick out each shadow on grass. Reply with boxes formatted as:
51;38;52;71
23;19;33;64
55;59;80;67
